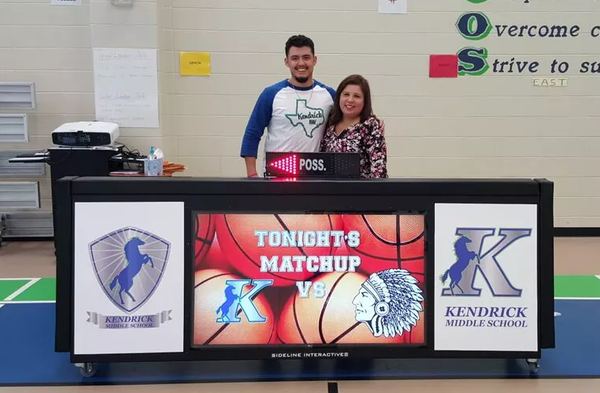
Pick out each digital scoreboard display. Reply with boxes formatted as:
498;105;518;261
264;152;361;178
191;212;426;348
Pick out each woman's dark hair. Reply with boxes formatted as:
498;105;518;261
327;74;375;127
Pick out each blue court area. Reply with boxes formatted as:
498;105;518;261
0;300;598;386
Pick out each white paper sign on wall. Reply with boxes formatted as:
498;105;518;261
434;203;538;352
73;201;185;355
93;48;160;128
378;0;407;14
51;0;82;5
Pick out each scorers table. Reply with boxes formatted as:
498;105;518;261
53;172;555;378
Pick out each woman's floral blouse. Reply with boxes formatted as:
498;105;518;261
320;116;388;179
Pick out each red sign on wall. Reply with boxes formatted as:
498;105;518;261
429;55;459;78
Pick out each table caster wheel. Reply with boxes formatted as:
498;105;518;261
77;362;97;378
526;358;539;374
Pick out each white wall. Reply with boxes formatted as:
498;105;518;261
0;0;599;227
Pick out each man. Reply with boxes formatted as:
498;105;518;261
240;35;336;177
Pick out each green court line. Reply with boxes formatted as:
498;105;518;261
554;275;600;298
0;280;31;300
0;276;598;303
11;278;56;302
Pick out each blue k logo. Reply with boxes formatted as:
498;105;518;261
440;228;532;297
215;279;273;323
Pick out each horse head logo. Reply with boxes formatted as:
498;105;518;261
89;227;171;313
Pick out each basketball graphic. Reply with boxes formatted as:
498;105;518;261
276;271;424;345
342;214;425;279
409;310;426;344
214;213;344;287
196;233;230;271
269;335;283;344
193;268;275;346
194;214;216;270
192;212;427;348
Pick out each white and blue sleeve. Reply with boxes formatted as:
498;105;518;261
240;85;279;157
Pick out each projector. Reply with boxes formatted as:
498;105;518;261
51;121;120;147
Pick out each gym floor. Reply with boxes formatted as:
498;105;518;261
0;238;599;392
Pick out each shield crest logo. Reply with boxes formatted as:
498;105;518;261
89;226;171;314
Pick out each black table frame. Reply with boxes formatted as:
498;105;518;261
53;176;555;364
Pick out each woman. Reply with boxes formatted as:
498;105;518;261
320;74;388;178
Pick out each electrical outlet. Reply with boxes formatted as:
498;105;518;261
110;0;133;6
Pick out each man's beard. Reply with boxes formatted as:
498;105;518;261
295;75;309;83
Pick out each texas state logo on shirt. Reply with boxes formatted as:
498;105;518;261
285;99;326;139
240;80;336;159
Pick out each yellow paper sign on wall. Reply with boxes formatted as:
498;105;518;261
179;52;211;76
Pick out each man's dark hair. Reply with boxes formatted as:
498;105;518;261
285;35;315;57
